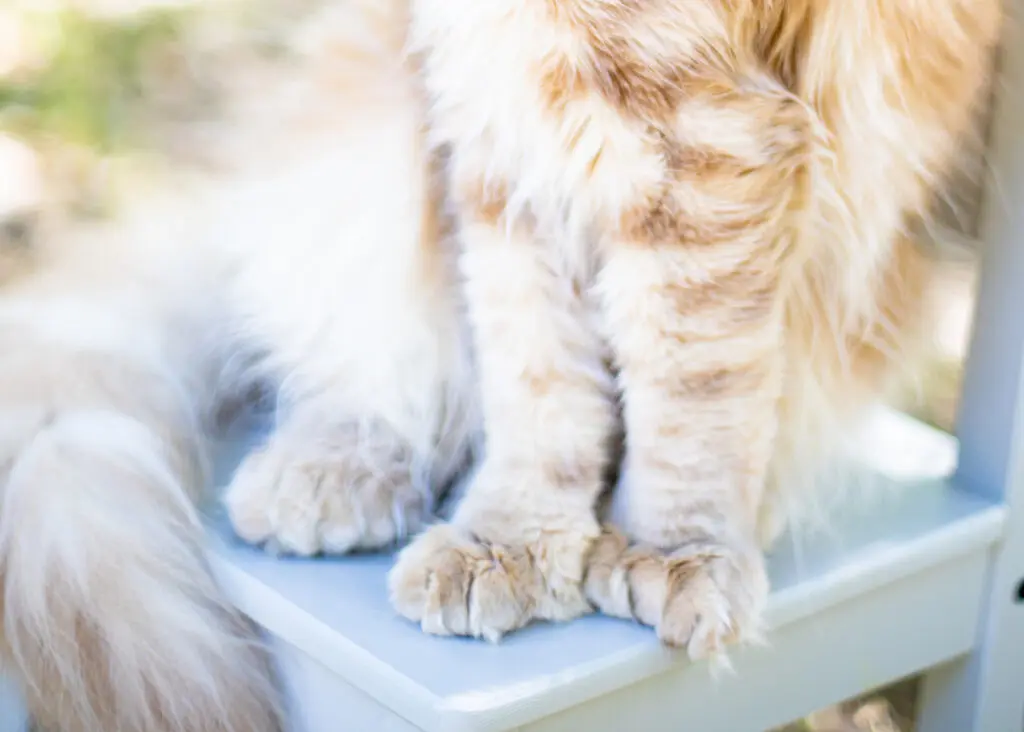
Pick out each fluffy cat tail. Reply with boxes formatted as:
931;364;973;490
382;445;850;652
0;405;284;732
0;199;284;729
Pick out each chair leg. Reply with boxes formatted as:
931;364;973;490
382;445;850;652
919;2;1024;727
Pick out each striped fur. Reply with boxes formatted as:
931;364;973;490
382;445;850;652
388;0;1002;658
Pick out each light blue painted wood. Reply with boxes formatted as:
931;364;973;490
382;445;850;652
207;408;1005;732
524;552;989;732
0;679;27;732
917;5;1024;730
271;639;419;732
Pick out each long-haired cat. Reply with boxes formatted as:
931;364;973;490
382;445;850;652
0;0;1001;729
383;0;1003;658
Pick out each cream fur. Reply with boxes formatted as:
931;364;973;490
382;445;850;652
387;0;1001;660
0;198;283;730
0;0;474;727
216;10;477;552
0;0;1001;726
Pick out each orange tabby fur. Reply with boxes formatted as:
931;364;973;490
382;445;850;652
0;0;1001;725
388;0;1002;657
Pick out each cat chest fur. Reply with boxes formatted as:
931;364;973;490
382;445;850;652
410;1;674;252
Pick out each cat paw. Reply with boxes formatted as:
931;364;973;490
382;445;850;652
585;528;768;660
224;423;427;556
388;522;595;642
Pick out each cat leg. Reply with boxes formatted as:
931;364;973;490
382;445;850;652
221;274;475;557
585;76;808;659
218;162;476;555
220;204;476;557
219;60;477;555
389;181;618;641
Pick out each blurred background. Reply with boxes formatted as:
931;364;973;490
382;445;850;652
0;2;992;730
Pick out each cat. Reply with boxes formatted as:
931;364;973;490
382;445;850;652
0;0;1001;729
383;0;1003;659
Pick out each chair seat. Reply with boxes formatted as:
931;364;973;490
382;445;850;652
206;407;1005;732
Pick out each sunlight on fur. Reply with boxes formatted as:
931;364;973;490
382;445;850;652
0;0;1001;730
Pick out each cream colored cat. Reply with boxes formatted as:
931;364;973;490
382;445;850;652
385;0;1003;659
0;0;1001;729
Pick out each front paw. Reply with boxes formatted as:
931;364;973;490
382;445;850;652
388;522;596;642
586;528;768;660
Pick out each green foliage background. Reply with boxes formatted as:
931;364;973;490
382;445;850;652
0;8;188;152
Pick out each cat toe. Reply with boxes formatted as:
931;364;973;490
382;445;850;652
585;531;767;661
389;523;595;641
657;544;767;660
388;524;538;641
